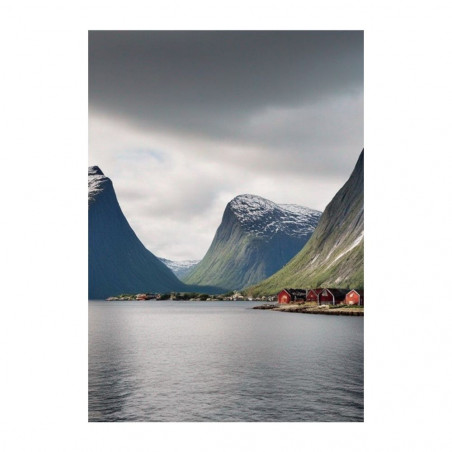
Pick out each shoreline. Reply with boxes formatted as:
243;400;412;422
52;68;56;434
98;299;363;316
253;303;364;316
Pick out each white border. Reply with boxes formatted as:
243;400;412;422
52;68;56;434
2;1;452;451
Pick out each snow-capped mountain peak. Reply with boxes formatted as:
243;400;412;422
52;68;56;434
89;166;104;176
184;193;323;290
228;194;322;239
88;166;111;203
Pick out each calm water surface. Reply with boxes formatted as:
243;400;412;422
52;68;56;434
89;300;363;422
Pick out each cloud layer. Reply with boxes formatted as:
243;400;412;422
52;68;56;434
89;31;363;261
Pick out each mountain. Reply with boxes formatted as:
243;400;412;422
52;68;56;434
183;194;322;291
247;150;364;296
158;257;200;279
88;166;188;299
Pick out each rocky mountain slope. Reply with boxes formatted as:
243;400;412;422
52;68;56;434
88;166;189;299
183;194;322;290
158;257;200;279
247;150;364;296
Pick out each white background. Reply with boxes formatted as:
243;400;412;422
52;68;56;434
1;1;451;451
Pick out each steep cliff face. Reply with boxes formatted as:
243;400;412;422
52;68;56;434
88;166;187;299
183;194;321;291
248;150;364;296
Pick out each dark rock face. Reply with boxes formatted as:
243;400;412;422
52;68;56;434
88;166;104;176
88;167;186;299
249;150;364;295
183;194;322;291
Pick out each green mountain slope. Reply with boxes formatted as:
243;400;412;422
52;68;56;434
183;195;321;291
247;150;364;296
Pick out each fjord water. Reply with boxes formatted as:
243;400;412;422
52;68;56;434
89;301;363;422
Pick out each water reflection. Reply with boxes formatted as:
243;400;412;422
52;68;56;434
89;301;363;422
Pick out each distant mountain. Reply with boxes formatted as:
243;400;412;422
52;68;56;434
183;194;322;291
247;150;364;296
88;166;189;299
158;257;200;279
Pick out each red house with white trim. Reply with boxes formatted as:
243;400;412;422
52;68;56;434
306;288;322;302
318;288;348;305
345;289;364;306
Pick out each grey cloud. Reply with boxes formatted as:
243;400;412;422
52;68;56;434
89;31;363;111
89;31;363;171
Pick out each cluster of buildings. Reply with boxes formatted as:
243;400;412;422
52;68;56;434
225;292;275;301
277;288;364;306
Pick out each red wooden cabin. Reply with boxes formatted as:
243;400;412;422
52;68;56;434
278;289;292;304
277;289;306;304
306;288;322;302
345;290;364;306
318;289;348;305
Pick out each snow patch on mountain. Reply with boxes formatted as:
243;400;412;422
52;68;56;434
326;230;364;269
88;166;110;203
229;194;322;239
159;257;200;278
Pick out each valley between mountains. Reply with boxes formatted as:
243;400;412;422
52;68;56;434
88;150;364;300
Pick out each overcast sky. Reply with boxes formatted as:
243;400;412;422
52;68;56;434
89;31;363;261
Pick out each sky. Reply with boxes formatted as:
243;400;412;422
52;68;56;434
89;31;363;261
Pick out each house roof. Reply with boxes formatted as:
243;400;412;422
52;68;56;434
322;288;349;298
307;288;323;294
347;289;364;295
286;288;306;296
280;288;306;298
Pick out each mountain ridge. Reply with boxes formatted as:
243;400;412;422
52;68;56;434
183;194;322;290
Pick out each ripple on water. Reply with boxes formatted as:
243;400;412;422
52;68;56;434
89;300;363;422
